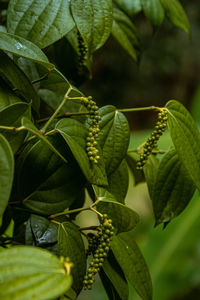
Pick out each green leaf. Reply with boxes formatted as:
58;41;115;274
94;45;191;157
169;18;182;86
26;215;58;254
160;0;191;35
7;0;75;49
56;118;108;186
0;31;54;70
126;153;145;185
0;51;40;112
58;221;86;294
152;149;195;226
107;159;129;203
112;8;140;61
0;246;72;300
111;232;152;300
94;188;139;233
71;0;113;54
114;0;142;17
98;105;130;175
100;269;122;300
0;86;21;112
0;103;30;153
102;251;129;300
141;0;165;27
144;155;159;199
17;58;40;85
12;135;86;215
38;68;84;113
166;100;200;191
0;134;14;218
21;117;67;163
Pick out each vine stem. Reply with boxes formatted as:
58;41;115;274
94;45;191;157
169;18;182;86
90;207;103;217
0;125;25;132
42;87;72;132
49;207;89;219
36;111;90;124
49;199;101;219
118;106;161;113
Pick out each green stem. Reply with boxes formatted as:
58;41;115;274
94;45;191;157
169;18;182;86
36;111;90;124
90;206;103;217
118;106;160;113
67;96;86;101
42;87;72;132
45;129;57;136
0;125;25;132
49;206;89;219
49;199;101;219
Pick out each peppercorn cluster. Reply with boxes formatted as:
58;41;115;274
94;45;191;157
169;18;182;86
83;214;114;290
82;96;101;163
136;109;168;169
77;31;88;72
86;233;99;257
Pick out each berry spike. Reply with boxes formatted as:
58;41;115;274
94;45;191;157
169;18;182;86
82;96;101;164
83;215;114;290
136;109;168;169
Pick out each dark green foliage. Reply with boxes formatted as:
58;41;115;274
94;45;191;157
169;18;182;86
58;220;86;294
145;149;195;226
0;1;196;300
101;251;129;300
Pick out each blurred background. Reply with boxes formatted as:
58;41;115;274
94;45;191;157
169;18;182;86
75;1;200;299
1;0;199;299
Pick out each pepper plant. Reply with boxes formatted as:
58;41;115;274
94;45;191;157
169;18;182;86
0;1;198;300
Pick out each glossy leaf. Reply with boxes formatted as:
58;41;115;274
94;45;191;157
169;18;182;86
17;58;40;85
12;136;86;214
0;246;72;300
71;0;113;55
38;68;84;113
0;103;30;153
102;251;129;300
112;8;140;61
144;155;159;199
26;215;58;254
0;86;21;112
166;100;200;191
58;221;86;294
0;51;40;112
160;0;191;35
107;159;129;203
21;117;67;163
126;153;145;185
56;118;108;186
7;0;75;49
114;0;142;16
152;149;195;226
111;232;152;300
94;188;139;233
98;105;130;175
100;269;122;300
0;134;14;218
141;0;165;27
0;31;53;70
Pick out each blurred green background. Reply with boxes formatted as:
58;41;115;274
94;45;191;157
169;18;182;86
76;1;200;299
